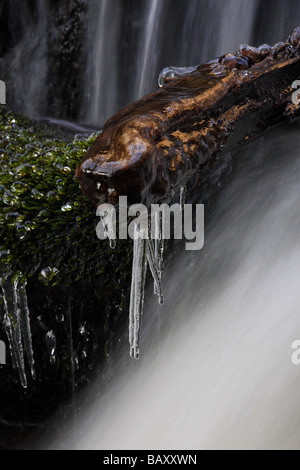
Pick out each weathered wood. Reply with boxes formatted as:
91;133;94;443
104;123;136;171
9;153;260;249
77;27;300;207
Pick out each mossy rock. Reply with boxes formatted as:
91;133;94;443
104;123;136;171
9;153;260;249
0;105;133;448
0;105;132;281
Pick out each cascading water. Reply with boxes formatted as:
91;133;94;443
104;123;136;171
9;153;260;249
82;0;120;126
135;0;163;99
47;120;300;451
3;0;300;126
0;0;50;118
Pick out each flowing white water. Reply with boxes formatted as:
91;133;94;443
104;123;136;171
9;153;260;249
178;0;259;65
135;0;163;99
84;0;259;125
46;121;300;450
1;0;50;118
83;0;120;125
3;0;300;124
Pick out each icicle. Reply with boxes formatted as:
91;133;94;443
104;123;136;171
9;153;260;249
154;210;164;272
128;211;165;360
0;272;27;388
0;272;36;386
147;239;164;305
46;330;56;365
0;275;18;373
180;185;187;211
67;297;76;395
109;238;117;249
17;277;36;380
129;224;148;360
0;293;4;331
158;65;198;87
100;206;117;249
153;209;165;296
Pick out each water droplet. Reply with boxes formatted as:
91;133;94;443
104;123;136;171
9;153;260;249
55;312;65;323
15;163;32;177
38;267;59;285
11;181;27;195
3;190;18;206
31;189;44;200
37;315;47;330
46;331;56;365
38;209;48;218
79;325;86;336
46;191;59;204
158;65;198;87
5;212;22;228
24;220;37;232
16;224;27;240
61;202;72;212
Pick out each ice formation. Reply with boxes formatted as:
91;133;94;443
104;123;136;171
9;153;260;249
180;185;187;211
129;224;148;360
0;272;36;388
45;330;57;366
158;65;198;87
129;211;165;359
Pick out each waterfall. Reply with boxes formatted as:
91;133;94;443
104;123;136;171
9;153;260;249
135;0;164;99
178;0;259;65
0;0;50;118
2;0;300;125
82;0;121;125
82;0;259;125
47;120;300;451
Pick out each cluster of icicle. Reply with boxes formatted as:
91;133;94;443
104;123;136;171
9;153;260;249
0;187;185;388
128;188;187;358
129;211;165;359
101;208;165;359
103;187;186;359
0;272;35;388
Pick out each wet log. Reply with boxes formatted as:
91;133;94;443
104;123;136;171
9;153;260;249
77;27;300;207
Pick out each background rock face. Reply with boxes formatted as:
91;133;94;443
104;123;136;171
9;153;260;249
2;0;300;125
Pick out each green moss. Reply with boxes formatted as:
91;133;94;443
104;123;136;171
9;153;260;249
0;106;132;292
